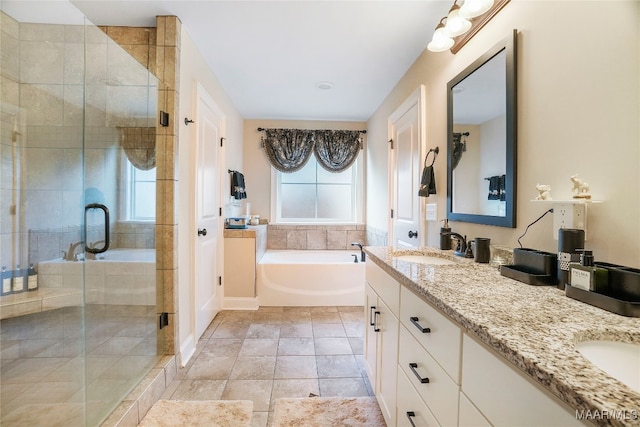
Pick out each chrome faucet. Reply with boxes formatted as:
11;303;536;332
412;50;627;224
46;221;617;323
441;232;473;258
63;241;83;261
351;242;366;262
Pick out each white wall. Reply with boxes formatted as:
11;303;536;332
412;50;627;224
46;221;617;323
178;28;243;365
367;1;640;267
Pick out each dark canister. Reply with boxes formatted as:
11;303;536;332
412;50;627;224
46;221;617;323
472;237;491;263
557;228;585;290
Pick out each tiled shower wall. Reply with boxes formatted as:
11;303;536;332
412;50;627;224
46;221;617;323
267;224;366;250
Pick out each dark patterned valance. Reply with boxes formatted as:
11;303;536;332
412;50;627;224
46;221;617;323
451;132;467;171
313;130;362;173
262;129;315;173
118;127;156;171
260;128;365;173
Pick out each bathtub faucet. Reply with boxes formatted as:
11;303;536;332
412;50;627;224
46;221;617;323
63;241;84;261
351;242;366;262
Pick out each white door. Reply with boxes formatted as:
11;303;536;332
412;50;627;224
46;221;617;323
389;87;425;248
194;85;224;339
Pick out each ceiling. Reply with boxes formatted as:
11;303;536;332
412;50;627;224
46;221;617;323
5;1;453;121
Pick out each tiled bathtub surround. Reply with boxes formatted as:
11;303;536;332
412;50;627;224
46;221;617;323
365;246;640;426
267;224;365;250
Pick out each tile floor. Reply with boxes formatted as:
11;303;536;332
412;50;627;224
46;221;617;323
159;306;371;427
0;304;158;426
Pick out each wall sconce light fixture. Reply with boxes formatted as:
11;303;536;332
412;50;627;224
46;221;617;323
427;0;510;54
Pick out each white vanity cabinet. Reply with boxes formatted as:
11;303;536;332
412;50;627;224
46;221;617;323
364;261;400;427
461;333;585;426
365;257;589;427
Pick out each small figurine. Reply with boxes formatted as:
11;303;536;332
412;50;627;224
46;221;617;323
535;184;552;200
570;174;591;199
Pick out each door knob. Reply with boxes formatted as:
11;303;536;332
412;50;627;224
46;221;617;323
408;230;418;238
197;228;207;236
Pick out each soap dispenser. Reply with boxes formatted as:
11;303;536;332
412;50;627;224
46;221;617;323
440;219;452;250
569;250;609;293
1;266;12;296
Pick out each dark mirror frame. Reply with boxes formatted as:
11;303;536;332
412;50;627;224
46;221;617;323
446;29;518;228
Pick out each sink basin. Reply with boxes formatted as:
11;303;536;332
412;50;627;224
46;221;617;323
576;340;640;393
394;255;457;266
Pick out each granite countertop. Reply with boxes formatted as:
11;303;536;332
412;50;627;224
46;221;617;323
365;246;640;427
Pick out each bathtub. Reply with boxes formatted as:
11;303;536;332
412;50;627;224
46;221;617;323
37;248;156;306
256;250;365;306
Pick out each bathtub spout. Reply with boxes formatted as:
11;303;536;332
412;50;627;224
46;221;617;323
351;242;366;262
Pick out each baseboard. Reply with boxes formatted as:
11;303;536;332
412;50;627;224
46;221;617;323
223;297;259;310
179;334;196;368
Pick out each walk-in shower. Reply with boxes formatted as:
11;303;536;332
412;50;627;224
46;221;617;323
1;4;162;426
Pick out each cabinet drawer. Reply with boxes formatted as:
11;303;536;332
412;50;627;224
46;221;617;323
366;261;400;316
397;366;440;427
400;286;462;383
398;326;459;427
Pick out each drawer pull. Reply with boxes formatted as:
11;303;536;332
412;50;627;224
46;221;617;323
370;306;376;326
406;411;417;427
373;311;381;332
410;316;431;333
409;362;430;384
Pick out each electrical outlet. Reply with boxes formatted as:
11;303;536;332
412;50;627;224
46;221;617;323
553;202;587;239
426;203;437;221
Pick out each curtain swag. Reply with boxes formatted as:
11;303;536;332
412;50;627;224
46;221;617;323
118;127;156;171
260;128;365;173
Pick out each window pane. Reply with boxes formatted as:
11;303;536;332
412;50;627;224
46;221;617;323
281;157;316;183
281;184;315;218
317;184;352;219
135;167;156;181
134;182;156;218
317;164;353;184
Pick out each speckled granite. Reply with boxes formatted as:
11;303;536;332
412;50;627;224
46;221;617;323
365;246;640;427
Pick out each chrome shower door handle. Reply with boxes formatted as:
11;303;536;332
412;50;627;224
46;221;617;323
85;203;110;254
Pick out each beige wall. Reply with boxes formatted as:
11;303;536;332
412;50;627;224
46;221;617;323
367;0;640;267
177;28;244;363
242;119;367;220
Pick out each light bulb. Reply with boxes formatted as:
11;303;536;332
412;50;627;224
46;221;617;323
444;4;472;37
427;21;454;52
459;0;494;19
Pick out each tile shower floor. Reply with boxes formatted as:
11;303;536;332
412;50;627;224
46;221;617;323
0;304;158;427
161;306;371;427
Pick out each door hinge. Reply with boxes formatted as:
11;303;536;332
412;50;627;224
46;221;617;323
159;111;169;127
218;276;222;286
391;209;394;219
388;138;394;149
220;137;225;147
219;207;222;216
159;312;169;329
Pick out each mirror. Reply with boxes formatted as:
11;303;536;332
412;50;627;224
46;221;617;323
446;30;517;228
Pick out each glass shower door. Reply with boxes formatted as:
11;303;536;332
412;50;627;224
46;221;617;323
0;5;162;426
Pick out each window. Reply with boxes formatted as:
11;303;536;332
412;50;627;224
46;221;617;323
272;155;362;223
124;161;156;221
